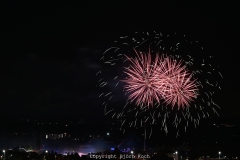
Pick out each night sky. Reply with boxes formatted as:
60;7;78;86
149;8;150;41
1;1;240;119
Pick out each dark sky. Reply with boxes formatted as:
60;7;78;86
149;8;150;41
1;1;240;118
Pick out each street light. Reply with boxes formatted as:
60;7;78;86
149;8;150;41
3;150;5;160
131;151;133;160
219;151;221;159
175;151;178;160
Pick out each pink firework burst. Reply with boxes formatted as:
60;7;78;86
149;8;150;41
159;56;199;108
122;48;199;109
122;48;166;107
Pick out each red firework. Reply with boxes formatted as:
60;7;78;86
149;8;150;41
122;48;198;109
159;56;199;108
122;48;165;107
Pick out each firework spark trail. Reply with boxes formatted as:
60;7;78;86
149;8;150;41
105;109;114;115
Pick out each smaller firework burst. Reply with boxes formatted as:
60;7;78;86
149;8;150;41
159;56;199;109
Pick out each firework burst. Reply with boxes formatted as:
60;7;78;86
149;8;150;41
159;56;199;109
122;48;199;110
121;48;163;107
97;31;222;137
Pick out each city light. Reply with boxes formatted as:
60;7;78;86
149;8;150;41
3;150;5;160
219;151;221;159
